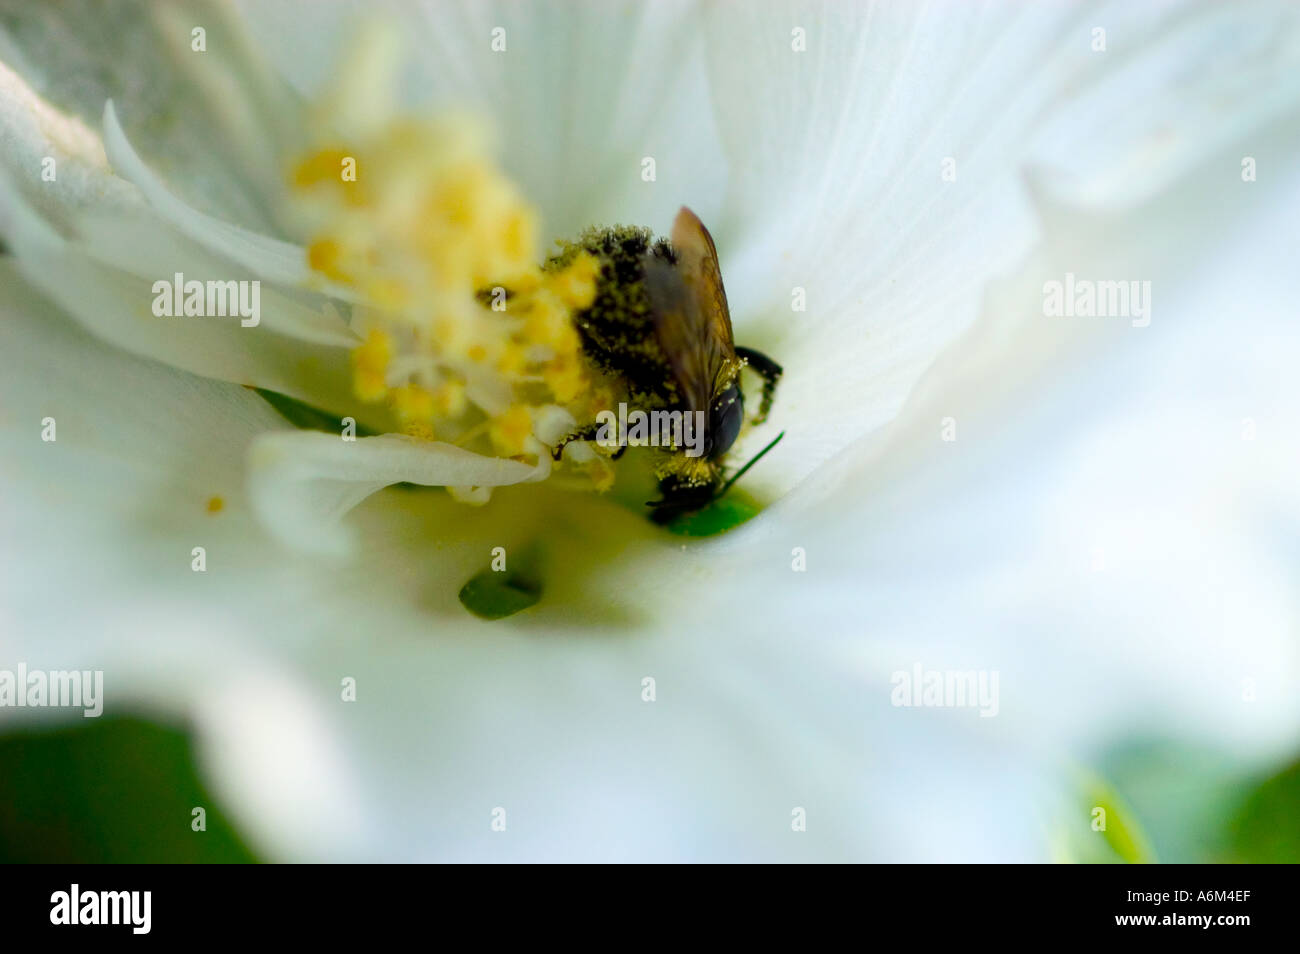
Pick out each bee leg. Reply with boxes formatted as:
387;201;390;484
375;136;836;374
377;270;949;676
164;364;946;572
735;346;783;425
552;422;623;461
552;422;599;461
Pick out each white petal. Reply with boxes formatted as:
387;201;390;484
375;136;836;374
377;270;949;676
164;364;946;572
0;188;363;412
70;200;360;349
0;275;374;859
234;0;730;239
0;59;136;227
1024;3;1300;208
100;100;322;291
702;0;1300;498
247;431;550;557
0;0;302;230
746;138;1300;768
0;66;364;410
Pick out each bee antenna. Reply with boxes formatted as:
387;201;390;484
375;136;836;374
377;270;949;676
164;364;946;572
716;431;785;499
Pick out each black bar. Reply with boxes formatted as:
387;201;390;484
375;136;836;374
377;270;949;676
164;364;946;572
3;864;1291;940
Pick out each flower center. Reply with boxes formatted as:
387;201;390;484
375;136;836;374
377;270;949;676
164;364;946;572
288;61;615;490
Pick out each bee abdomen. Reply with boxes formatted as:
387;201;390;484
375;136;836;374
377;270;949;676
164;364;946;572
545;225;681;405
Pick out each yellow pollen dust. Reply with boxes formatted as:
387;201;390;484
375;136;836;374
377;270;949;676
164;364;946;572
660;455;717;488
584;457;616;493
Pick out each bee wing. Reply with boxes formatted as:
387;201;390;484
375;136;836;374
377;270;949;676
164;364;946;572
644;207;738;413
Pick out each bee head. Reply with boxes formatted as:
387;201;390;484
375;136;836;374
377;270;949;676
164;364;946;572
706;383;743;460
648;428;786;524
648;473;719;524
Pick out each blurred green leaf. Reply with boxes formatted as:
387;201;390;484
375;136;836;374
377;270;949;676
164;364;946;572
1225;758;1300;863
1068;771;1158;864
1096;741;1244;863
0;716;258;863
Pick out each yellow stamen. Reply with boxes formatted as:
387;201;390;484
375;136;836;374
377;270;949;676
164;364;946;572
292;148;351;188
292;52;609;500
489;405;534;456
307;237;352;282
390;384;435;424
351;328;392;401
545;251;600;309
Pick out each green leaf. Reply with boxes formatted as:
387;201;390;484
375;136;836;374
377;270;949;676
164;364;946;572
0;716;258;862
1092;741;1245;863
1058;769;1159;864
1225;758;1300;862
1086;775;1158;863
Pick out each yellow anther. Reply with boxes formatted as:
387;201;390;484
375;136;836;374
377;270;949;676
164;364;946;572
351;328;392;401
354;369;387;402
489;405;534;456
496;342;528;376
353;328;391;371
307;237;352;282
292;148;352;189
505;270;541;297
402;421;436;440
390;384;435;425
542;353;585;405
520;291;570;347
546;251;600;309
426;163;484;227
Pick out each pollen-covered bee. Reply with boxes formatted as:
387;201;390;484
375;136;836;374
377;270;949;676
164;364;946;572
549;207;782;522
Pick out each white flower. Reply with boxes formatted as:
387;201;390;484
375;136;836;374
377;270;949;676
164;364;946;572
1;0;1298;861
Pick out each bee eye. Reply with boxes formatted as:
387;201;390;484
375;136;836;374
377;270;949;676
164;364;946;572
708;385;743;460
